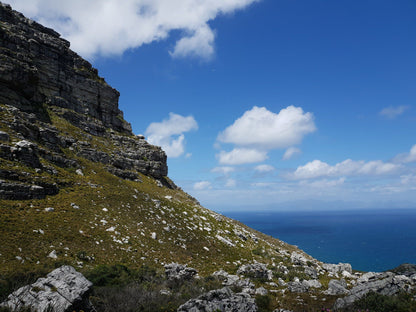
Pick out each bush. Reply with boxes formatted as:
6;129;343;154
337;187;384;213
255;294;272;312
351;291;416;312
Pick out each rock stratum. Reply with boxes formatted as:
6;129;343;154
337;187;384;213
1;3;415;311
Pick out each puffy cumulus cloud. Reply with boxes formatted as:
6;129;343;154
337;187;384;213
393;144;416;164
217;148;268;165
254;164;275;172
379;105;410;119
218;106;316;149
211;166;235;175
9;0;258;59
282;147;301;160
289;159;402;180
216;106;315;165
193;181;212;190
145;113;197;158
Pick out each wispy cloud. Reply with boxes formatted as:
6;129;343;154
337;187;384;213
9;0;259;59
254;164;275;173
146;113;197;158
216;106;316;165
282;147;301;160
211;166;235;175
193;181;212;190
288;159;402;180
379;105;410;119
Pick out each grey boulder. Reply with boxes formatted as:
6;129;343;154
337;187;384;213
1;266;93;312
177;287;257;312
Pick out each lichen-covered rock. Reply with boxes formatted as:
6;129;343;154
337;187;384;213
0;2;131;134
334;272;413;309
177;287;257;312
165;263;198;281
322;262;352;274
324;279;349;295
237;263;273;281
0;266;93;312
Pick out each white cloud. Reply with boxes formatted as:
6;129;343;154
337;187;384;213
254;164;275;173
218;106;316;149
379;105;410;119
217;148;268;165
282;147;301;160
8;0;258;59
289;159;402;180
211;166;235;175
225;178;236;187
193;181;212;190
216;106;315;165
146;113;197;157
393;144;416;164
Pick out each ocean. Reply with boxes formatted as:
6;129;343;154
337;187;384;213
221;208;416;272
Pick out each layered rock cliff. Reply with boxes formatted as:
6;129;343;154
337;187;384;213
0;2;169;200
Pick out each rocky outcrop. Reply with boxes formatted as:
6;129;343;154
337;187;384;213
0;3;171;200
0;266;93;312
165;263;198;281
334;271;414;309
0;2;130;134
237;263;273;281
177;287;257;312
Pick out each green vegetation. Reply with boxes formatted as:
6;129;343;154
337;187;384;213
350;291;416;312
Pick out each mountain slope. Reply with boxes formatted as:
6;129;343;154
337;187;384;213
1;3;415;311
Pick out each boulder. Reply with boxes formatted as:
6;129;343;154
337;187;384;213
177;287;257;312
0;266;92;312
324;279;349;295
237;263;273;281
322;262;352;274
165;263;198;281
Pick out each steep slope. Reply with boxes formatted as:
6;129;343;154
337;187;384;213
1;3;415;311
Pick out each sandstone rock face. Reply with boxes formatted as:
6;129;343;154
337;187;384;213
177;287;257;312
0;266;93;312
0;3;170;199
0;2;131;134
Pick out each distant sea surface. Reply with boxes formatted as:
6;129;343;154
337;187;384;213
222;209;416;272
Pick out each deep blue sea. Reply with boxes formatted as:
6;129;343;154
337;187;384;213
222;209;416;272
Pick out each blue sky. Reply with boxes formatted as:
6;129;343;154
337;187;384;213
8;0;416;211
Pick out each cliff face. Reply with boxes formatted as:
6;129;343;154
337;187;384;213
0;2;169;200
0;2;130;134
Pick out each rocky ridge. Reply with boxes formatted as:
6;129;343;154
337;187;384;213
1;3;415;311
0;2;169;200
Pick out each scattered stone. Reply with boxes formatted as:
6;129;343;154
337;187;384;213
44;207;54;212
0;266;92;312
151;232;157;240
177;287;257;312
48;250;58;259
255;287;268;295
75;169;84;176
70;203;79;209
